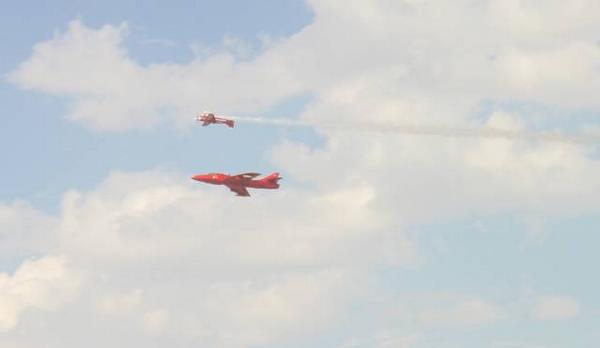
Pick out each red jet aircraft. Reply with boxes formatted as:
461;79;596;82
191;172;281;196
196;112;235;128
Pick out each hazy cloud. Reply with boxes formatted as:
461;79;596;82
531;295;580;321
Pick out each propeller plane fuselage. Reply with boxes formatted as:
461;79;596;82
196;112;235;128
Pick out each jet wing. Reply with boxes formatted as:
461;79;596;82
227;185;250;197
231;172;261;179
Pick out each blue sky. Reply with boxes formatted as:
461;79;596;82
1;1;599;347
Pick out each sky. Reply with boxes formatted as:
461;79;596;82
1;1;599;347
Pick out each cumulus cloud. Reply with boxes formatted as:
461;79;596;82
0;170;415;347
531;295;580;320
55;170;407;269
0;201;57;264
8;20;301;131
0;256;78;331
142;308;169;335
384;294;506;328
417;298;505;327
9;1;600;131
97;288;142;315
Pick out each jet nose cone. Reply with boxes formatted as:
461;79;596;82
192;174;212;183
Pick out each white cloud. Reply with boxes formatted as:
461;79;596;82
97;288;142;315
416;297;505;327
0;201;57;263
0;165;590;346
531;295;580;320
8;20;301;131
55;170;408;269
142;308;169;334
191;270;361;347
9;1;600;131
0;256;79;332
272;111;600;224
0;170;414;347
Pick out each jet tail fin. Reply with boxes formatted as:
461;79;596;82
262;172;282;187
264;172;281;180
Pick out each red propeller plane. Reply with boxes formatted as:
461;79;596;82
196;112;235;128
191;172;281;197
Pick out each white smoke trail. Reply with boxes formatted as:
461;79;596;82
228;116;307;127
226;115;600;145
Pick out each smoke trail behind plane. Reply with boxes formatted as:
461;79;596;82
227;115;600;145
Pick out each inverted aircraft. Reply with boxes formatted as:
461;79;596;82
196;112;235;128
191;172;281;197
